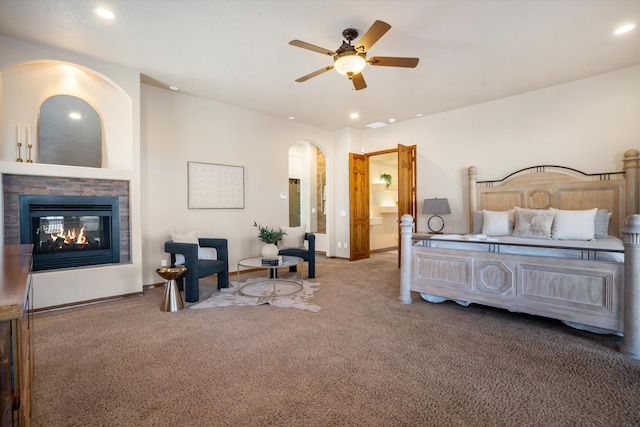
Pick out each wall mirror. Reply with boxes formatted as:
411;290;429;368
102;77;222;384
38;95;102;167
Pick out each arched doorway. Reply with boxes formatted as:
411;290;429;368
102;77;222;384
288;140;326;235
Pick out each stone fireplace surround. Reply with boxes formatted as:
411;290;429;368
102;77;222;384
3;174;130;264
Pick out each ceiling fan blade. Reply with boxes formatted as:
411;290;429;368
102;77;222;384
356;20;391;52
295;65;334;82
368;56;419;68
289;40;335;56
351;73;367;91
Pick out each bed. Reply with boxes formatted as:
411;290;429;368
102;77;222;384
399;149;640;340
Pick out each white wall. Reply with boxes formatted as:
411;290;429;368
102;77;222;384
330;128;364;257
363;65;640;234
140;85;336;285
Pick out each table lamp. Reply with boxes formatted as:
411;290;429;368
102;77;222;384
422;198;450;233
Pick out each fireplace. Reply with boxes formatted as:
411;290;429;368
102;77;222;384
19;195;120;271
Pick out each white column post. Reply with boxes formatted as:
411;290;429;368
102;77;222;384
621;214;640;359
468;166;478;233
399;214;413;304
623;149;640;217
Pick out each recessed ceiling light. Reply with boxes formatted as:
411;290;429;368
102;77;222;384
288;116;295;120
68;112;82;120
168;85;179;91
365;122;387;129
94;8;115;20
416;113;424;117
350;113;359;119
614;23;636;35
388;118;396;123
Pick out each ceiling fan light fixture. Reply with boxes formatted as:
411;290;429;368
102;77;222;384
614;23;636;35
94;8;115;20
334;54;366;77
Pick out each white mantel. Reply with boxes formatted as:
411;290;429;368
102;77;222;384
0;160;134;181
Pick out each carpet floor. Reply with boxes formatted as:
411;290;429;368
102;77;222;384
31;252;640;426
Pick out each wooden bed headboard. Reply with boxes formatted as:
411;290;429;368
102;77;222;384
468;149;640;237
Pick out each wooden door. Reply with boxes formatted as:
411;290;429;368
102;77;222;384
397;144;417;265
349;153;370;260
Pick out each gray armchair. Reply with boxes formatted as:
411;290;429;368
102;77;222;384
278;233;316;278
164;238;229;302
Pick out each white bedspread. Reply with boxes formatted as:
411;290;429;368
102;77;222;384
414;234;624;262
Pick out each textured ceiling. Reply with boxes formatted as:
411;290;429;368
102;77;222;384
1;0;639;131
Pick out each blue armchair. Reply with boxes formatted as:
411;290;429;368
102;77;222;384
164;238;229;302
278;233;316;278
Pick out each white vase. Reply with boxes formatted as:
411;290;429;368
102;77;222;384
261;243;279;258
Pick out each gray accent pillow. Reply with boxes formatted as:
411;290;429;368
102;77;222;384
594;209;611;239
512;208;556;239
472;211;483;234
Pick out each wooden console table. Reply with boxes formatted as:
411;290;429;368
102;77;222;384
0;245;33;427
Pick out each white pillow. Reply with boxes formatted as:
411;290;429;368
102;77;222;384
551;208;598;240
198;247;218;260
170;231;217;263
171;230;198;244
512;208;556;239
279;225;307;249
481;210;515;237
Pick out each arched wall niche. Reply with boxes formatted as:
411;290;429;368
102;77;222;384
39;94;102;167
288;139;327;234
1;60;133;170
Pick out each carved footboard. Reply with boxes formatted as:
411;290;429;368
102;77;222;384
410;244;623;332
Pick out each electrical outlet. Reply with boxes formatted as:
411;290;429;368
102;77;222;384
161;259;168;267
337;242;342;248
344;242;348;249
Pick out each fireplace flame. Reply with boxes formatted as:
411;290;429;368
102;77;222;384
50;226;87;246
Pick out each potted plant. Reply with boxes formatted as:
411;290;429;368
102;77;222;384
253;221;286;257
380;173;392;188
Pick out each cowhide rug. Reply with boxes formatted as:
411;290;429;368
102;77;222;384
190;277;321;312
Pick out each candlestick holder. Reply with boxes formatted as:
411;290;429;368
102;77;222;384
16;142;23;162
27;144;33;163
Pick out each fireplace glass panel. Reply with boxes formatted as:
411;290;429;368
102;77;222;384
34;214;111;255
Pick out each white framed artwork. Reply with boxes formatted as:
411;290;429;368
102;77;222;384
187;162;244;209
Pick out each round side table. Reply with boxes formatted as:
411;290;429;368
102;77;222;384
156;266;186;312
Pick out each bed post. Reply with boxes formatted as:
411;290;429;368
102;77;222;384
621;215;640;359
399;214;413;304
468;166;478;233
623;149;640;217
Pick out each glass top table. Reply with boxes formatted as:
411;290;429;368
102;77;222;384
236;255;304;297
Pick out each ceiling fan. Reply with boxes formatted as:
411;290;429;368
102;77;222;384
289;20;419;91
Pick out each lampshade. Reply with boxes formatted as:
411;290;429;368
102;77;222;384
334;54;367;76
422;198;451;215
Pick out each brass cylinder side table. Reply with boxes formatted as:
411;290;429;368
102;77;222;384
156;266;186;312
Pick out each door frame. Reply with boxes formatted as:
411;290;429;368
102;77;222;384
349;145;416;262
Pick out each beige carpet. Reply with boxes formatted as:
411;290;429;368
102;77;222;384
31;252;640;426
